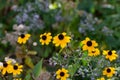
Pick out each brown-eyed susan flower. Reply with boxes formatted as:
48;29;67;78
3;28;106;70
88;48;100;56
103;67;115;77
0;60;13;75
97;77;111;80
103;50;118;61
17;33;31;44
97;77;105;80
39;32;52;45
53;32;71;48
56;68;69;80
12;63;23;76
13;78;22;80
81;37;98;51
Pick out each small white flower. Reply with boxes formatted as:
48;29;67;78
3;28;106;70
5;57;16;64
11;5;18;10
18;24;25;29
0;62;3;71
13;24;25;31
33;42;37;46
0;62;3;66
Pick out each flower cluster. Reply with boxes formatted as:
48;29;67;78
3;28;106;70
81;37;118;79
12;32;120;80
0;57;23;77
54;36;118;80
81;37;100;56
17;32;71;48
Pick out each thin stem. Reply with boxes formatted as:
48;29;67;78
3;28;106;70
59;48;63;54
67;46;74;53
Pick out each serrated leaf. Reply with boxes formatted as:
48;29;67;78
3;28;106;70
33;59;43;78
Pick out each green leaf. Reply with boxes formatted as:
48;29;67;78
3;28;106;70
81;59;88;66
0;78;3;80
24;74;31;80
33;59;43;78
68;63;80;77
82;51;88;58
81;51;88;66
25;56;34;69
27;51;37;55
79;42;83;48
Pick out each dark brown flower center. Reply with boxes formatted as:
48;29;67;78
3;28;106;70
58;34;64;40
87;41;92;46
14;65;18;70
20;34;25;38
60;72;65;77
3;62;8;67
42;35;47;40
108;51;112;55
92;51;96;53
107;68;111;73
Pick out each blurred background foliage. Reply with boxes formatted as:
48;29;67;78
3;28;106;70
0;0;120;79
0;0;120;59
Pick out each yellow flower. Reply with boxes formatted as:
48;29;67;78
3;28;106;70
13;78;22;80
103;67;115;77
12;63;23;76
88;48;100;56
0;62;3;70
97;77;105;80
103;50;118;61
0;60;13;75
81;37;98;51
39;32;52;45
53;32;71;48
56;68;69;80
17;33;31;44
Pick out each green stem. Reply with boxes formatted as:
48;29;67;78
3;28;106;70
58;48;63;53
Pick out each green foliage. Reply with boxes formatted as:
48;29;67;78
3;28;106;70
0;0;120;80
68;63;80;77
24;74;31;80
33;59;43;78
25;56;34;69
